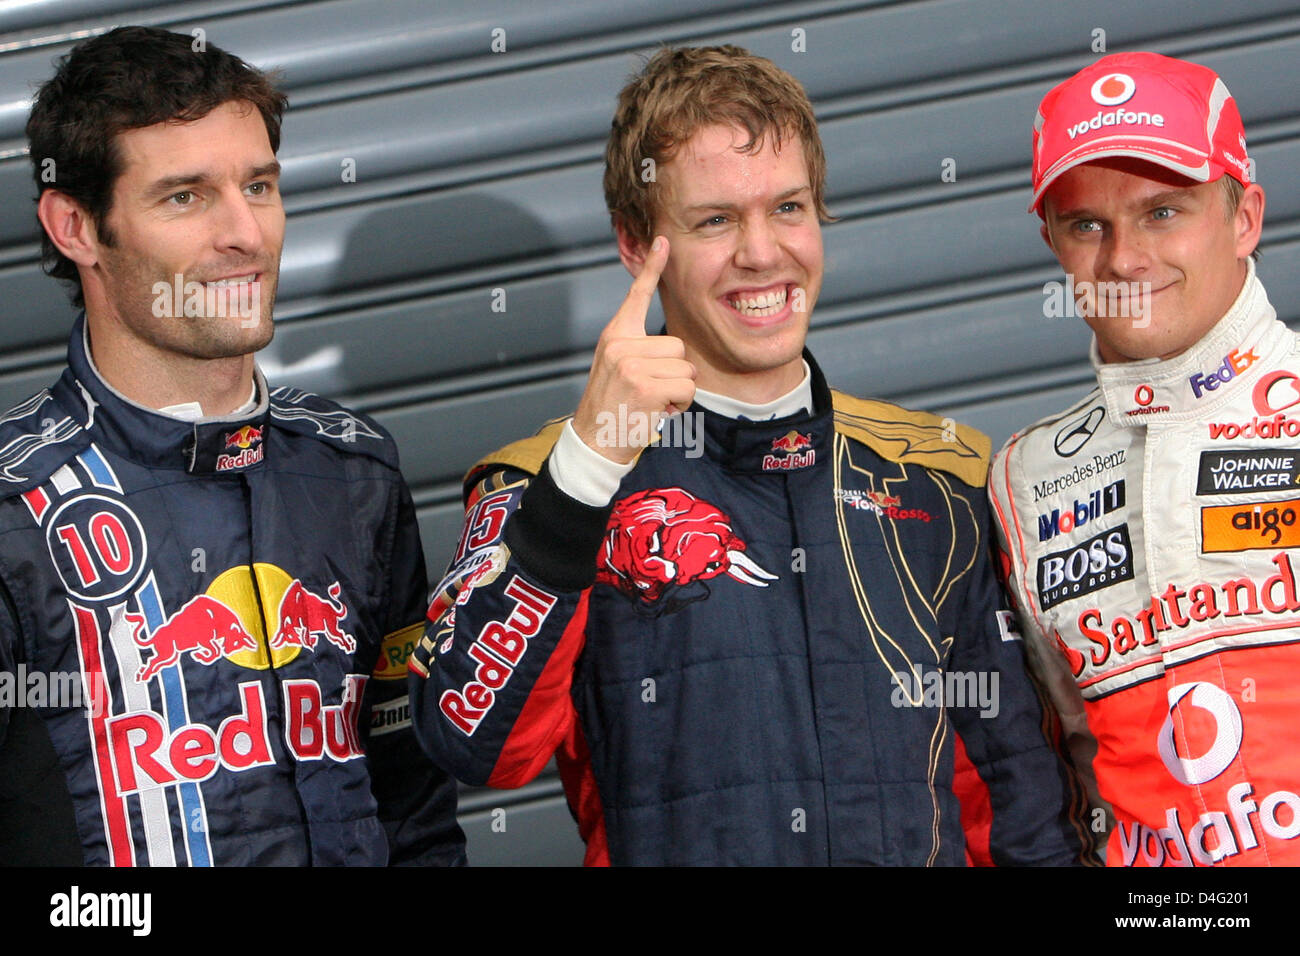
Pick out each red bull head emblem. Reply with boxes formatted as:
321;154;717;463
763;431;815;471
597;487;777;612
217;425;264;471
127;595;259;683
866;490;902;508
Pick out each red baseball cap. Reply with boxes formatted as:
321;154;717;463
1030;51;1252;215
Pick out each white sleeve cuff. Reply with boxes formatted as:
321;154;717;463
547;419;635;507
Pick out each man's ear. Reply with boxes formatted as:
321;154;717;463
615;219;651;278
1040;220;1057;257
37;190;101;267
1234;183;1266;260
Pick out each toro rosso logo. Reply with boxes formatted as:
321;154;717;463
597;487;777;613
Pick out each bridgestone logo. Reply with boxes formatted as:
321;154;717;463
1037;524;1134;611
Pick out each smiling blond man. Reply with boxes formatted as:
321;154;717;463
989;52;1296;866
411;45;1089;866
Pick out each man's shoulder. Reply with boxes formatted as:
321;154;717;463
0;386;89;499
267;385;399;471
465;416;569;485
830;389;991;488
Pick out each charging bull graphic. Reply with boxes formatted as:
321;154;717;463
128;596;259;683
271;580;356;653
597;487;777;613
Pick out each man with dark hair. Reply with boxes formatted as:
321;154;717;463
989;52;1295;866
0;25;465;865
410;45;1090;866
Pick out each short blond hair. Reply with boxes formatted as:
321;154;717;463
603;45;830;245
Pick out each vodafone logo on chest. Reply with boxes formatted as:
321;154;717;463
1207;368;1300;439
1117;682;1300;866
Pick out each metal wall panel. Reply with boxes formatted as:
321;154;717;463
2;1;1296;865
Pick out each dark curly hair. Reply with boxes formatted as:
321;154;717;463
26;25;288;306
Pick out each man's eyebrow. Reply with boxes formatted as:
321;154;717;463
682;184;811;214
142;160;282;200
1051;187;1198;221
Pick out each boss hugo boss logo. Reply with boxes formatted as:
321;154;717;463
1197;450;1300;495
1036;523;1134;611
1054;406;1106;457
1201;498;1300;553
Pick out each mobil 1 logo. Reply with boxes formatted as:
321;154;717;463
1037;523;1134;611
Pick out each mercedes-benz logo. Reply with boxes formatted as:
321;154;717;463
1054;406;1105;457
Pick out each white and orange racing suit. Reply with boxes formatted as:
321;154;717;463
990;261;1300;866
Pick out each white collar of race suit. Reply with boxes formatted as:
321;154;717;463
159;381;259;422
693;361;813;420
1091;259;1288;427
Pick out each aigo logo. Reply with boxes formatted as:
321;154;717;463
1090;73;1136;106
1157;682;1241;786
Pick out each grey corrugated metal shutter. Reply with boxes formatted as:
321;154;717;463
2;1;1297;865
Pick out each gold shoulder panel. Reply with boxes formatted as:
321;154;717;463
467;417;568;482
831;390;991;488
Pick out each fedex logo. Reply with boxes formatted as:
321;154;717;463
1190;348;1259;399
440;576;556;735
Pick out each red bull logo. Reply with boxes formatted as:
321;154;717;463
127;596;259;684
217;425;264;471
106;676;366;794
763;431;816;471
867;490;902;508
129;566;356;684
438;576;556;735
596;487;777;607
270;580;356;653
224;425;262;450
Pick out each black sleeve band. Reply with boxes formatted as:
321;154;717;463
504;459;613;592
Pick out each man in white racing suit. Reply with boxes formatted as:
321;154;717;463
989;51;1299;866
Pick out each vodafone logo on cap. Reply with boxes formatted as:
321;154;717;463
1091;73;1136;106
1157;682;1242;785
